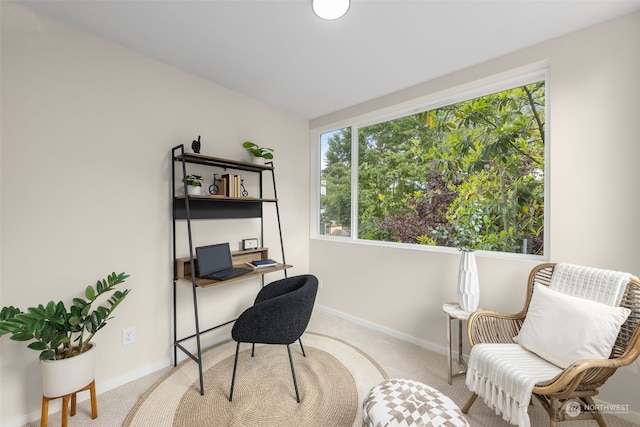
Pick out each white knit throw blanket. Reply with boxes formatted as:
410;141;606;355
549;262;631;306
466;344;562;427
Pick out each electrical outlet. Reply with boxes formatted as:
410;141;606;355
122;327;135;346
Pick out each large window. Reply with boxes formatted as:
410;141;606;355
318;75;546;255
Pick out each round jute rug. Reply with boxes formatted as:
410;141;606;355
124;332;387;427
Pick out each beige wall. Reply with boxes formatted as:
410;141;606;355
310;11;640;417
0;3;309;425
2;1;639;424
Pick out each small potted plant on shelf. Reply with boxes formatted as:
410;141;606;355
183;174;203;196
0;272;130;399
242;141;274;165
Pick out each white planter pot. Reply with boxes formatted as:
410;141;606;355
251;156;266;165
41;343;97;398
186;185;202;196
457;251;480;312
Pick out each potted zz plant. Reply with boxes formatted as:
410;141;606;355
183;174;203;196
0;272;130;399
242;141;274;165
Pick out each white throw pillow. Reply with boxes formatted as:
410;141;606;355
514;283;631;368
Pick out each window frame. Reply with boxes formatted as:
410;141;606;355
311;67;550;260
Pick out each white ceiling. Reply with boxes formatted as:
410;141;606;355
16;0;640;119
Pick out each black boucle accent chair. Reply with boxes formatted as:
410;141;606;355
229;274;319;403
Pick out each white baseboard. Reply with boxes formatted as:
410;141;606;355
316;304;449;356
97;356;172;393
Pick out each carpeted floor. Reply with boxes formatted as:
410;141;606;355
26;309;640;427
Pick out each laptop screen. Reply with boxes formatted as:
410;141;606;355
196;243;233;276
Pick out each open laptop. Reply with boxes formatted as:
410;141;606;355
195;243;252;281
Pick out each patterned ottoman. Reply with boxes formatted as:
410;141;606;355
363;379;470;427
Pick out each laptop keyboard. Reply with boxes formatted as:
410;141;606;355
202;267;252;281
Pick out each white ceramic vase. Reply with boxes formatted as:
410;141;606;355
186;185;202;196
41;343;97;398
457;251;479;312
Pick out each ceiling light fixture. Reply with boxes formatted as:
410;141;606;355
312;0;350;20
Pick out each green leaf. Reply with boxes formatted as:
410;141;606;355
101;278;109;293
0;306;22;320
90;311;99;325
96;306;109;318
39;350;56;361
85;285;96;300
72;298;88;310
55;301;66;314
81;304;91;316
10;332;34;341
28;305;46;318
40;328;51;344
27;342;48;351
44;301;57;316
51;333;69;348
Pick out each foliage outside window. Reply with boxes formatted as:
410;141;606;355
320;128;352;237
320;80;545;255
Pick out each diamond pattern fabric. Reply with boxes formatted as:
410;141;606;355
363;378;470;426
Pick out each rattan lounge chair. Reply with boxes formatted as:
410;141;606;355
461;262;640;427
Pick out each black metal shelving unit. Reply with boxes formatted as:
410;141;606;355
171;144;289;395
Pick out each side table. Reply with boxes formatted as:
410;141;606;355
442;302;474;384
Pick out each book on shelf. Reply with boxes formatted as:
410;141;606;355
219;176;227;196
248;259;279;268
220;173;243;197
221;173;233;197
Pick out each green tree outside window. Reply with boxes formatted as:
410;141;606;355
321;81;545;255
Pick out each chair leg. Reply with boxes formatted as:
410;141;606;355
298;338;306;357
287;344;301;403
251;343;255;357
584;396;607;427
229;342;240;402
461;392;478;414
